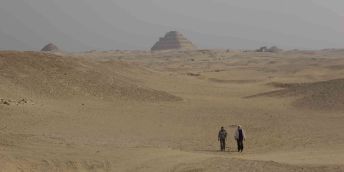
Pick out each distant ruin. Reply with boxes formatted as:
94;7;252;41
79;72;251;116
41;43;60;52
151;31;196;51
256;46;282;53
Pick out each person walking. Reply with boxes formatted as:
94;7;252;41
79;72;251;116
234;125;245;152
218;126;227;151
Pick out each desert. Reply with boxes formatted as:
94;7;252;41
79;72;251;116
2;0;344;171
1;48;344;171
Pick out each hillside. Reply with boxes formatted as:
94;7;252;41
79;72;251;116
0;51;181;102
250;79;344;111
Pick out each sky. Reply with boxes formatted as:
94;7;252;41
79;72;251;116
0;0;344;51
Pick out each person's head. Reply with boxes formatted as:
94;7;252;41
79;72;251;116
237;125;241;129
221;126;224;130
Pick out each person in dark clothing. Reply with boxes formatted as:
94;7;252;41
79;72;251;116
218;126;227;151
234;125;246;152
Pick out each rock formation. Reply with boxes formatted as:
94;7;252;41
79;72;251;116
41;43;60;52
151;31;196;51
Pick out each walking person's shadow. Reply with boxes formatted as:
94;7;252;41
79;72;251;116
195;147;237;154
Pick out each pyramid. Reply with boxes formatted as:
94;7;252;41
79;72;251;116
151;31;196;51
41;43;60;52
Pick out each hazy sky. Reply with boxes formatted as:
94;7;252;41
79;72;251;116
1;0;344;51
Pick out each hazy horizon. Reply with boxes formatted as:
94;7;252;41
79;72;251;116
1;0;344;52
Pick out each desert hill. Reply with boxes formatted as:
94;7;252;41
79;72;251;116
0;51;181;102
249;79;344;111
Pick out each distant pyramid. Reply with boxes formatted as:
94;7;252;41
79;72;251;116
151;31;196;51
41;43;60;52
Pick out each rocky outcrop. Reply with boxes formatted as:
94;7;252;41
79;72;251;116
151;31;196;51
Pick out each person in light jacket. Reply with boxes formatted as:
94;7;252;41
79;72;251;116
234;125;246;152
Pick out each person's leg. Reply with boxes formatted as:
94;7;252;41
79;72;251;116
220;140;222;151
220;139;224;151
223;140;226;151
237;140;240;152
239;140;243;152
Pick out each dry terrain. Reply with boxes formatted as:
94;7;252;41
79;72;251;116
1;49;344;171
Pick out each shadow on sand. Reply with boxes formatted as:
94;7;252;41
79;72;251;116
194;148;238;154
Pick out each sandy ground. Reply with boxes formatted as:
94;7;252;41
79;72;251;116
1;50;344;171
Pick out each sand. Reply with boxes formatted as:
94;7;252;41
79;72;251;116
0;50;344;171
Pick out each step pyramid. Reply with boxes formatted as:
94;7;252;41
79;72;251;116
151;31;196;51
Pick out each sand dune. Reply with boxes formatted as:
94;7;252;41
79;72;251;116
250;79;344;110
0;51;181;102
